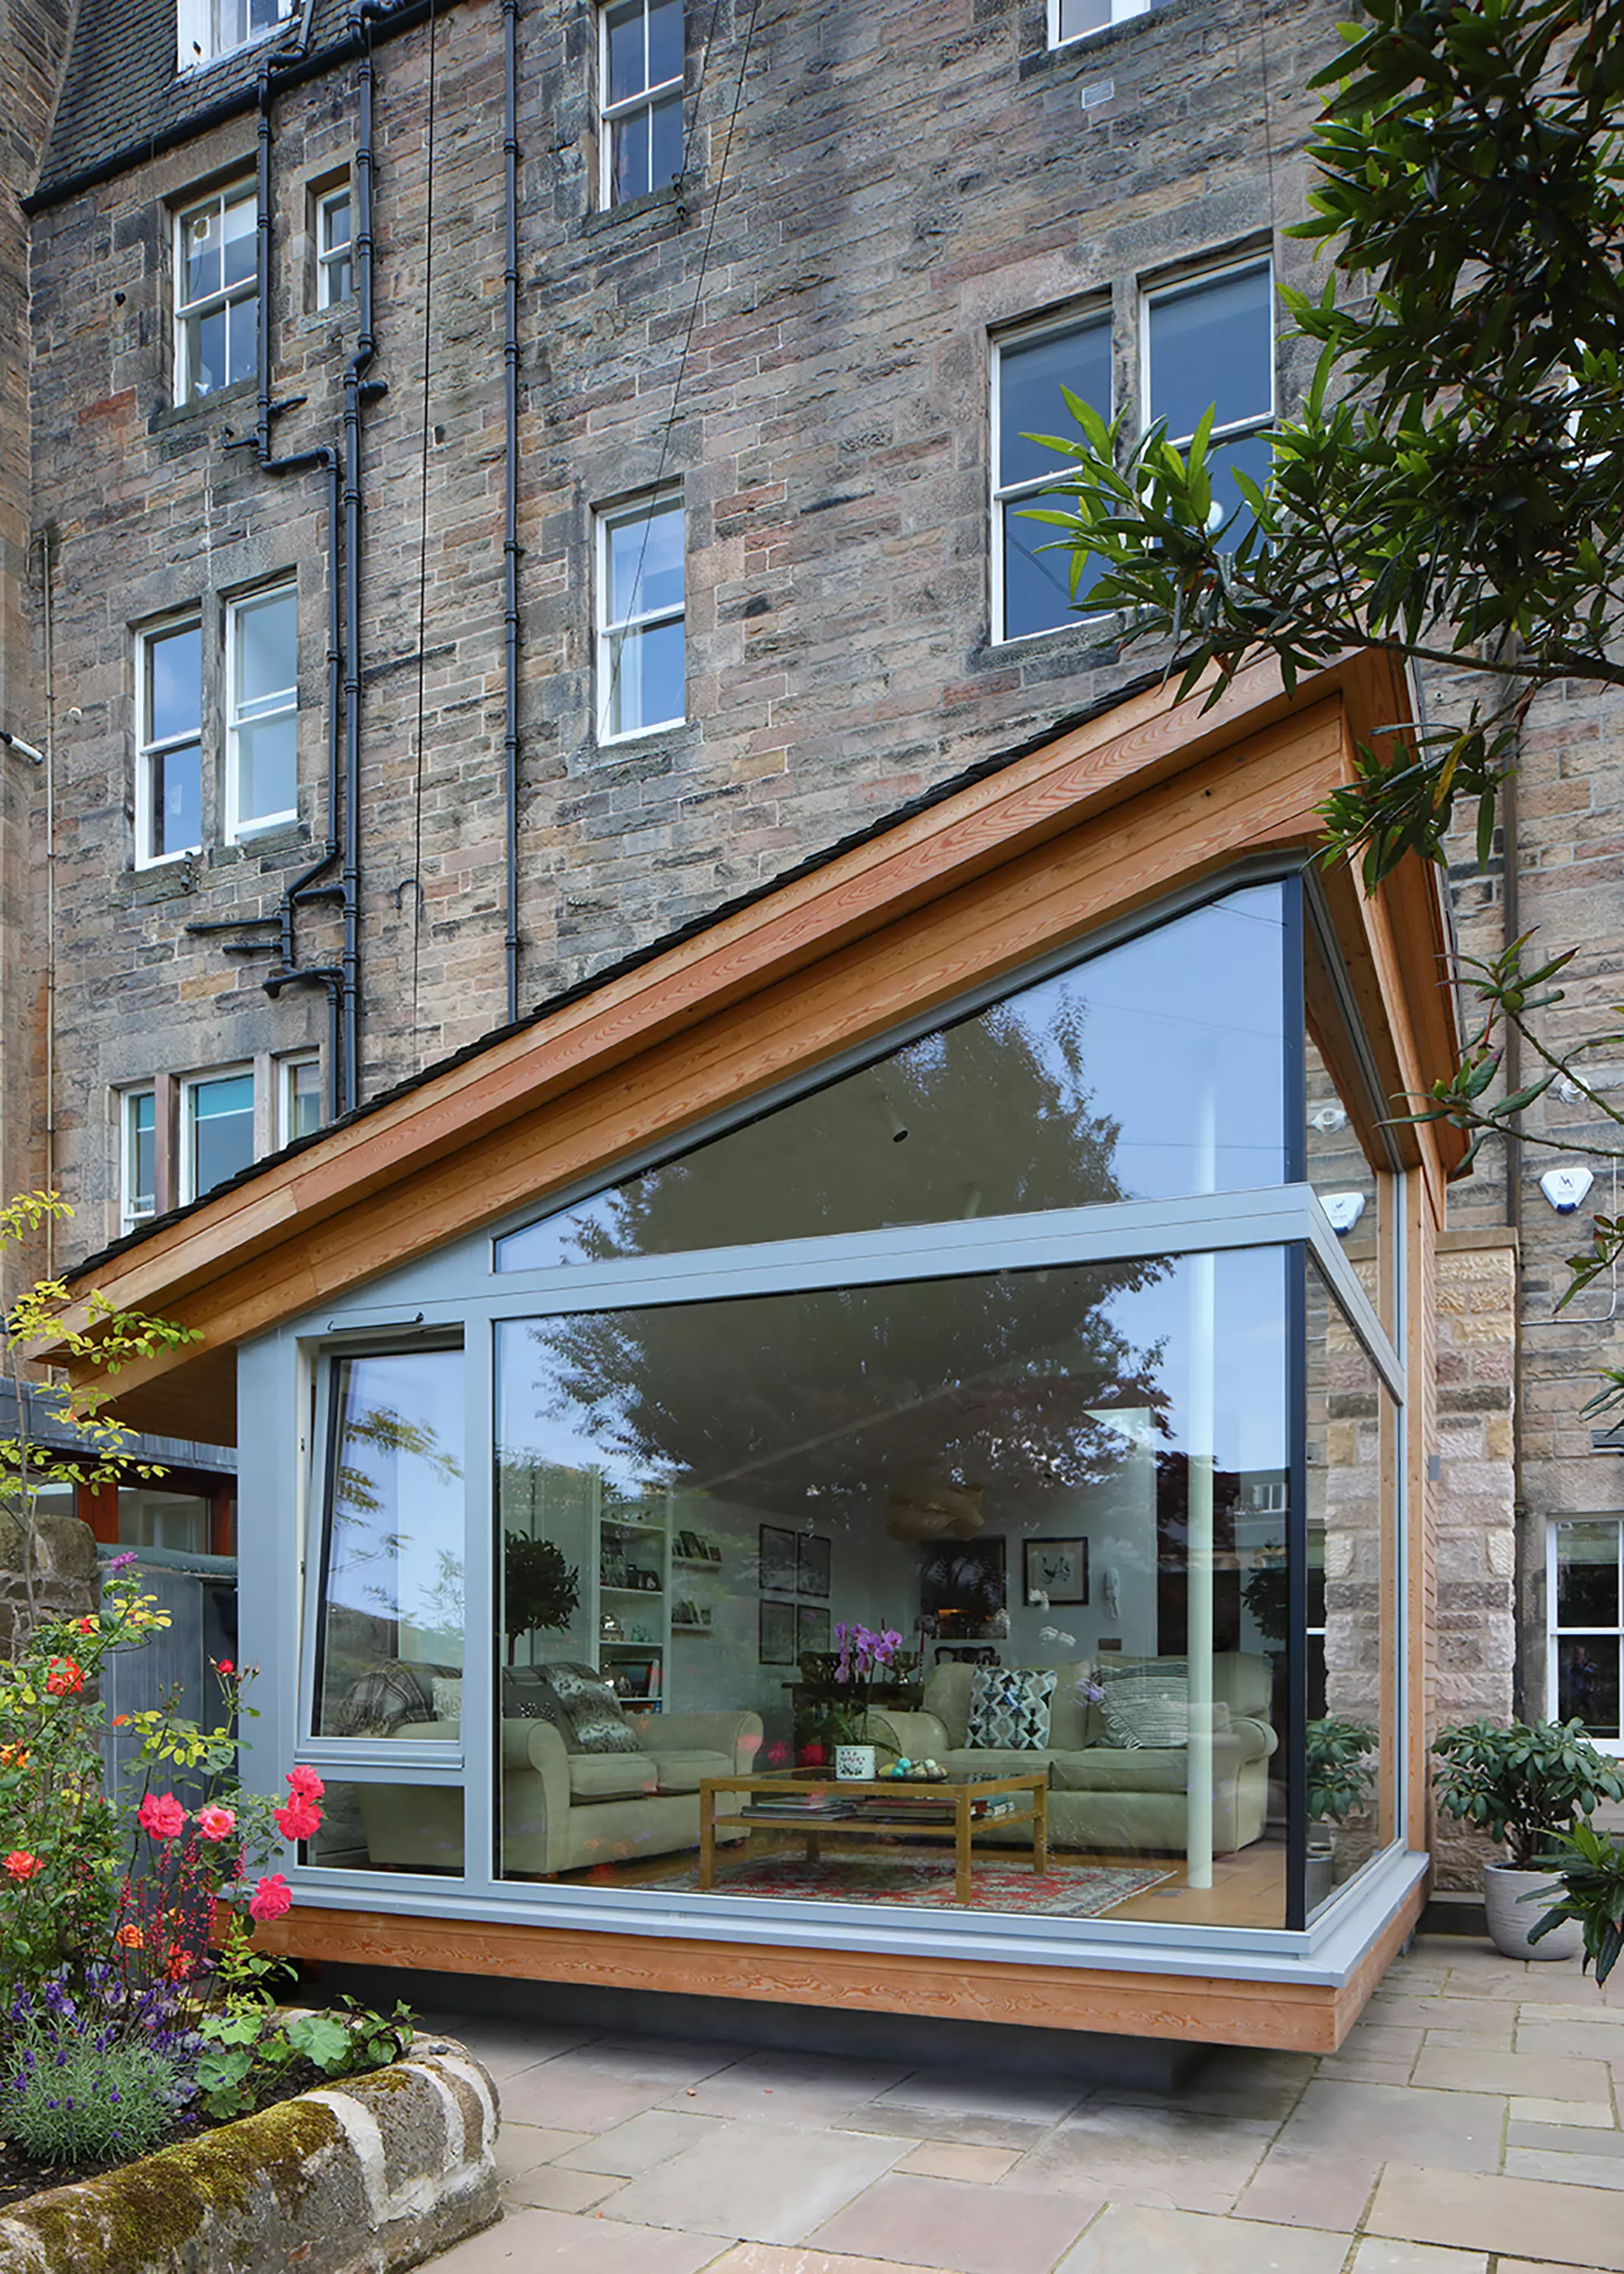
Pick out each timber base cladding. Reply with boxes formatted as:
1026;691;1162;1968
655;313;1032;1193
256;1881;1425;2057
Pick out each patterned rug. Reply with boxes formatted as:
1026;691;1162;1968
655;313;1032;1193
653;1852;1172;1915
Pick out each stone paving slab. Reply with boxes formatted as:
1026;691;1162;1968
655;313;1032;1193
420;1938;1624;2274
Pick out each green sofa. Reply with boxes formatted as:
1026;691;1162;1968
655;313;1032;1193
865;1654;1277;1857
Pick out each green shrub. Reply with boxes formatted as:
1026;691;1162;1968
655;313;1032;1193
1432;1718;1624;1869
3;2037;186;2165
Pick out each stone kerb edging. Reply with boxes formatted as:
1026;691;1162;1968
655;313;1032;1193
0;2034;500;2273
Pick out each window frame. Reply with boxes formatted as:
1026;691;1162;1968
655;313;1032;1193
279;1053;324;1148
225;581;300;841
119;1087;158;1237
1047;0;1153;47
173;179;258;406
1547;1516;1624;1755
598;0;685;209
177;0;294;69
179;1065;258;1208
990;304;1114;647
314;184;353;310
595;490;686;744
1141;255;1276;539
135;610;205;868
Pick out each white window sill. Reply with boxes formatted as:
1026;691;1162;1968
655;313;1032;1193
598;716;687;748
134;848;201;872
175;22;292;76
228;812;300;842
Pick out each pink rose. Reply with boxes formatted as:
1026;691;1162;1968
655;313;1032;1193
248;1873;292;1922
197;1805;236;1843
274;1796;322;1842
3;1852;41;1881
284;1766;325;1802
137;1792;186;1840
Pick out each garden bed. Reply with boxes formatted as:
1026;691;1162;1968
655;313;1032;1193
0;2030;499;2272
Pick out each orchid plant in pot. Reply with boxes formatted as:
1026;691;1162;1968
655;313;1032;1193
830;1623;905;1779
1432;1718;1624;1961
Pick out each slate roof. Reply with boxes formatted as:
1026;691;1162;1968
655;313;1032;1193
67;672;1168;1284
34;0;389;206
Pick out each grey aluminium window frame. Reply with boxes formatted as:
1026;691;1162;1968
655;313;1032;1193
240;868;1413;1978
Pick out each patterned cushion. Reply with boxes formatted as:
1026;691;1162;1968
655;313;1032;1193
1098;1658;1189;1749
334;1660;442;1737
540;1662;644;1754
965;1667;1056;1750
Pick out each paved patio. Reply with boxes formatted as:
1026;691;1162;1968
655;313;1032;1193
420;1935;1624;2273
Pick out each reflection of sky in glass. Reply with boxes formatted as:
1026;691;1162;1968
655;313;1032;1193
610;503;683;620
327;1350;464;1636
1150;266;1272;442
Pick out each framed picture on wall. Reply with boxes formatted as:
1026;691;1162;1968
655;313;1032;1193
758;1524;797;1596
797;1604;831;1656
919;1537;1006;1640
797;1533;831;1599
759;1598;797;1665
1023;1537;1089;1606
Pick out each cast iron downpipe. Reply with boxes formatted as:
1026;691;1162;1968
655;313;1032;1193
502;0;521;1024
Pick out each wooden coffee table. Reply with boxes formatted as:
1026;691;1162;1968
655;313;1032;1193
698;1770;1048;1906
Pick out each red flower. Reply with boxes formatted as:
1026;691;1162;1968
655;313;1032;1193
45;1658;84;1697
115;1922;144;1949
3;1852;41;1881
75;1616;97;1635
284;1766;325;1802
138;1792;186;1840
214;1659;235;1677
274;1796;322;1843
248;1874;292;1922
197;1805;236;1843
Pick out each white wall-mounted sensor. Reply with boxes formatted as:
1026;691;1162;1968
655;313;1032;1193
1309;1104;1349;1135
1540;1165;1595;1215
1320;1192;1367;1234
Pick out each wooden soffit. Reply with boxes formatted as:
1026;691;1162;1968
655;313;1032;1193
62;653;1461;1442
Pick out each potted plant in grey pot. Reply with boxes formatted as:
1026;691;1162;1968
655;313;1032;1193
1432;1718;1624;1960
1306;1716;1377;1910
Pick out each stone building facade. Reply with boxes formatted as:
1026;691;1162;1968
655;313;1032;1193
2;0;1621;1838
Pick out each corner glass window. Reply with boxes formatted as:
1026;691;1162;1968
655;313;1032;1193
600;0;683;205
1147;262;1274;549
994;315;1112;641
311;1347;466;1739
136;618;203;864
598;494;685;740
181;1069;255;1203
498;881;1289;1270
175;183;257;404
493;1246;1294;1926
227;586;298;834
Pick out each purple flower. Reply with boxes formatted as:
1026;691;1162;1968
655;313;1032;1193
106;1550;139;1571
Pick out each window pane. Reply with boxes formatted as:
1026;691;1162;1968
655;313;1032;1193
1000;322;1110;492
287;1059;323;1140
605;0;646;103
235;715;296;823
152;741;201;856
609;503;684;622
148;624;201;743
189;307;227;398
313;1348;465;1736
189;1073;254;1196
495;1246;1291;1926
609;617;685;736
1057;0;1112;32
227;292;257;384
1150;266;1272;443
222;196;257;289
127;1093;156;1216
612;109;652;204
184;206;222;305
1207;429;1273;551
646;0;682;86
1004;488;1099;640
499;882;1288;1269
650;89;684;189
1557;1521;1620;1629
118;1492;209;1554
304;1783;464;1875
1559;1636;1622;1738
322;193;352;251
236;590;297;706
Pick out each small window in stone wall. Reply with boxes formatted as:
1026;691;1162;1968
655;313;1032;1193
1048;0;1156;45
174;182;257;404
599;0;684;206
315;184;354;309
1549;1519;1624;1742
136;616;203;865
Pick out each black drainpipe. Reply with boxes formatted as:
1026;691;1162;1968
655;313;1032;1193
196;63;354;1116
502;0;521;1023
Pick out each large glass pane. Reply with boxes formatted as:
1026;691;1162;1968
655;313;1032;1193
188;1073;255;1196
609;503;684;622
188;307;226;398
304;1782;464;1875
149;625;201;742
1004;490;1101;640
650;89;684;189
605;0;646;104
184;205;221;305
227;293;257;384
313;1347;465;1737
499;883;1288;1269
1557;1520;1620;1629
646;0;682;86
153;742;201;855
1557;1636;1622;1739
493;1247;1291;1925
236;590;296;706
1000;321;1110;492
235;715;296;824
222;196;257;288
608;617;684;735
117;1491;209;1553
1149;266;1272;443
1304;1258;1394;1917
